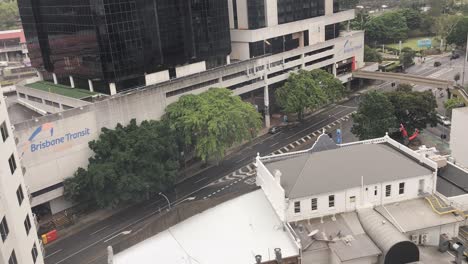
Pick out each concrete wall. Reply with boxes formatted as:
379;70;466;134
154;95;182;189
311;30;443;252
0;95;44;264
175;61;206;78
264;0;278;27
450;108;468;168
256;156;286;222
406;222;460;247
145;70;170;86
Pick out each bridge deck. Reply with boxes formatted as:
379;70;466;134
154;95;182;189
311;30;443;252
353;71;453;88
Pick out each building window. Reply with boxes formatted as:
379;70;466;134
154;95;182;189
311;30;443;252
329;195;335;208
8;250;17;264
374;186;378;196
24;215;31;235
0;216;9;242
8;154;17;174
349;196;356;203
385;185;392;197
16;185;24;206
1;121;9;142
31;243;38;263
399;182;405;195
311;198;317;211
294;201;301;213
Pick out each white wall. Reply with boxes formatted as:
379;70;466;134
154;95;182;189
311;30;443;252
236;0;248;29
175;61;207;78
256;156;286;222
406;222;460;247
450;108;468;168
285;175;435;223
265;0;278;27
145;70;170;85
325;0;334;15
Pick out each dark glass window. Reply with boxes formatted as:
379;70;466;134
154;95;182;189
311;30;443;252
386;185;392;197
8;250;17;264
333;0;354;13
247;0;265;29
311;198;317;211
0;216;9;242
277;0;325;24
325;23;341;41
294;201;301;213
329;195;335;208
24;215;32;235
0;121;8;142
232;0;238;28
8;154;17;175
16;185;24;206
399;182;405;195
31;243;38;263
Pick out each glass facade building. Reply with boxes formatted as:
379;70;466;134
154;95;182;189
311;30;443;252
18;0;231;93
277;0;325;24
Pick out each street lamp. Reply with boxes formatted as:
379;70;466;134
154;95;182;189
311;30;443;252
158;192;171;210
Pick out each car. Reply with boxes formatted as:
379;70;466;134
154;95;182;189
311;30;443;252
451;53;460;60
268;126;281;134
437;114;451;126
434;61;442;67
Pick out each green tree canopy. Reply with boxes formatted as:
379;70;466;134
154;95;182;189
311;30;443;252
398;8;423;29
64;119;179;208
446;16;468;47
365;11;409;44
444;98;465;117
364;45;382;63
0;0;19;30
386;90;438;134
351;91;397;140
399;47;416;69
275;70;345;121
164;88;262;163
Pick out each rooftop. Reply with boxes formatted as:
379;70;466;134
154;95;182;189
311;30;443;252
113;190;299;264
375;198;464;232
264;134;433;199
292;213;381;262
25;81;99;100
437;163;468;197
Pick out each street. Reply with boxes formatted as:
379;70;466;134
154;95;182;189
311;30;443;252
43;53;462;264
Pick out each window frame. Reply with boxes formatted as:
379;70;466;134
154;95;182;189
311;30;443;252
329;195;335;208
16;185;24;206
0;121;9;142
24;215;31;235
8;154;17;175
8;250;17;264
399;182;405;195
385;184;392;197
0;216;9;242
294;201;301;213
311;198;318;211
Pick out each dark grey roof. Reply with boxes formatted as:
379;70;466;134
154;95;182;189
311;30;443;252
264;137;433;199
437;163;468;197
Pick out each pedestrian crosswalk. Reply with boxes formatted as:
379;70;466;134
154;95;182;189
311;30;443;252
427;67;453;79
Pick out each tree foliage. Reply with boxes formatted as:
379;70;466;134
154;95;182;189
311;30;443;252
0;0;19;30
446;16;468;47
364;45;382;63
352;90;439;140
64;120;179;208
365;11;409;44
444;98;465;117
399;47;416;69
275;70;345;121
164;88;262;162
351;92;397;140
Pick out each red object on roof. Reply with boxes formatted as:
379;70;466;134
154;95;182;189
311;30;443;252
0;29;26;42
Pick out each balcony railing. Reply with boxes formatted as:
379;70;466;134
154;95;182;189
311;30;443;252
0;45;26;53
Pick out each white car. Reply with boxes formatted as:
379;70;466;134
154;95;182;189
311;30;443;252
437;114;451;126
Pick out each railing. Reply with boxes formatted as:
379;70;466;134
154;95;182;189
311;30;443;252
0;45;25;53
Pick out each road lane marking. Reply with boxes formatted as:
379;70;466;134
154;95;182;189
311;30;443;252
45;249;63;259
270;142;280;147
89;226;109;236
194;177;207;184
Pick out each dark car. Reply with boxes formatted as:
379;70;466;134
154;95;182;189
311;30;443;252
451;53;460;60
434;61;442;67
268;126;281;134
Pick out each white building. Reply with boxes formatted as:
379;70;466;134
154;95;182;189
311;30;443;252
256;133;463;263
12;0;365;215
0;95;43;264
450;107;468;168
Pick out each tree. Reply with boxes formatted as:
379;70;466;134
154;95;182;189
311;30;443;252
351;91;397;140
164;88;262;163
0;0;19;30
396;83;413;92
350;11;370;31
364;45;383;63
444;98;465;117
399;47;416;69
275;70;327;121
398;8;422;29
446;16;468;47
454;73;461;84
308;69;347;103
64;120;180;208
365;11;409;44
386;90;438;135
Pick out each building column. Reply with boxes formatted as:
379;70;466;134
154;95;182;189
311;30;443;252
264;85;270;128
52;73;58;84
88;79;94;92
333;63;337;77
69;76;75;88
109;82;117;95
4;52;9;62
226;55;231;65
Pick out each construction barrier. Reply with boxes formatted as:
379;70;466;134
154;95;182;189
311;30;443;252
41;230;58;245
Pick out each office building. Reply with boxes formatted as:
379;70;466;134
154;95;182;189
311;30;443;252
0;95;44;264
450;107;468;168
18;0;231;94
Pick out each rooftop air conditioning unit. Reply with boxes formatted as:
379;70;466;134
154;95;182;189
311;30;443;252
420;234;429;245
411;234;420;245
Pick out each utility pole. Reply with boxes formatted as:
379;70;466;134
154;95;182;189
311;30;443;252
462;33;468;89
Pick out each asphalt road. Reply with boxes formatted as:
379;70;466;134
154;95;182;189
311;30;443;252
43;53;464;264
44;97;359;264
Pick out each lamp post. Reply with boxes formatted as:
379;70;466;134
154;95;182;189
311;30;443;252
158;192;171;210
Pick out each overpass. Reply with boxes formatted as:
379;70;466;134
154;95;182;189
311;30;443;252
353;71;454;89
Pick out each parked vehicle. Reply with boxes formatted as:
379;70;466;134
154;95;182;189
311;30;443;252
434;61;442;67
437;114;451;126
451;53;460;60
